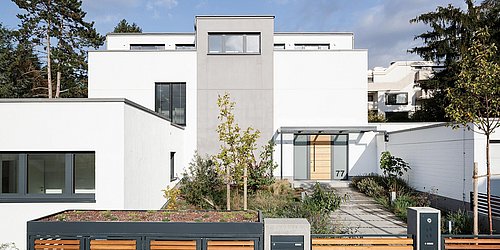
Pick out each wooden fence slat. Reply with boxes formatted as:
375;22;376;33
312;238;413;245
35;240;80;245
207;241;254;246
34;246;80;250
445;238;500;244
312;246;413;250
150;240;196;246
445;245;500;250
90;240;136;250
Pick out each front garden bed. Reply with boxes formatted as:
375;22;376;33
28;210;263;250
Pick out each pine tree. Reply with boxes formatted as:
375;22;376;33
410;0;500;121
0;23;43;98
113;19;143;33
13;0;104;98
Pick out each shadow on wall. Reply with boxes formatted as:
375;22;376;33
349;134;378;177
491;177;500;197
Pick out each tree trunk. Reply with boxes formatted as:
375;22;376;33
243;165;247;211
55;71;61;98
226;166;230;211
46;21;52;98
487;133;493;234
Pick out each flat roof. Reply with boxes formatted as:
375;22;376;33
196;15;275;19
279;126;379;134
0;98;184;129
107;32;195;36
274;32;353;35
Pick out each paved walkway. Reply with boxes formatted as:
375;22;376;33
295;181;407;234
332;186;407;234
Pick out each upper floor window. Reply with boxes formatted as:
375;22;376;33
155;83;186;126
175;44;195;50
294;43;330;50
0;152;95;202
130;44;165;50
208;33;260;54
274;43;285;50
385;93;408;105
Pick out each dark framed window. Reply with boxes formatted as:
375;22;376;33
130;44;165;50
208;33;261;54
155;83;186;126
385;93;408;105
274;43;285;50
175;44;195;50
294;43;330;50
170;152;176;181
0;152;95;202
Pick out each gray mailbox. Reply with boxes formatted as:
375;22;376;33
407;207;441;250
271;235;304;249
264;218;310;250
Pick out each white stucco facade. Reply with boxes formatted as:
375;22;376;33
0;99;182;247
367;61;438;121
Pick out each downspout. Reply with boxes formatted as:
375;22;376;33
280;130;283;180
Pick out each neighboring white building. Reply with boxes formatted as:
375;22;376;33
367;61;439;121
0;16;498;249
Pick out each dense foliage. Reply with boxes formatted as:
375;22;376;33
12;0;104;98
113;19;142;33
249;181;346;234
179;155;226;210
410;0;500;121
0;23;43;98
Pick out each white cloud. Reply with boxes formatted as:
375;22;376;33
146;0;178;10
146;0;178;19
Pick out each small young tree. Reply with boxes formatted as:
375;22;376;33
446;28;500;234
214;93;259;210
380;151;410;192
213;93;277;210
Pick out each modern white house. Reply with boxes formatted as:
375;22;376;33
0;15;499;248
367;61;440;121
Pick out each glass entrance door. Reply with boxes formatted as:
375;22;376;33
293;134;348;180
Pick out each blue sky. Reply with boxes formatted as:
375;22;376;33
1;0;465;68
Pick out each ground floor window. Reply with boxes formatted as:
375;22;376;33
293;134;348;180
0;152;95;202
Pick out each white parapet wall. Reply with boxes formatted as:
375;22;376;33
386;124;475;204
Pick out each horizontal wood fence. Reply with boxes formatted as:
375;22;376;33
312;234;413;250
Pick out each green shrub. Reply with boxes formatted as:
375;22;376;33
443;209;473;234
179;154;225;209
351;176;386;197
250;181;345;234
393;194;417;221
303;183;343;213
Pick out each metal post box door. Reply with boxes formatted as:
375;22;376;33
271;235;304;250
420;212;439;249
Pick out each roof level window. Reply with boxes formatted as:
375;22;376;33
208;33;260;54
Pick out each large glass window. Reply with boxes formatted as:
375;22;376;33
74;154;95;194
0;154;18;194
0;152;95;202
155;83;186;126
130;44;165;50
28;154;65;194
208;33;260;54
385;93;408;105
